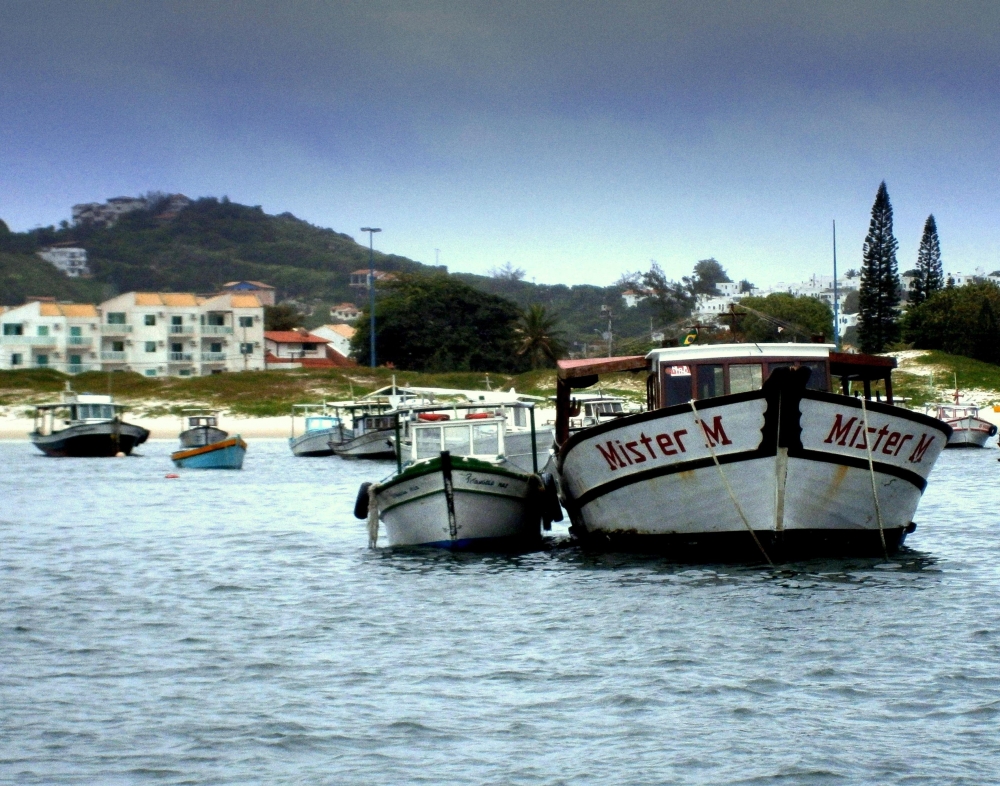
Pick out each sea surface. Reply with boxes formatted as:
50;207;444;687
2;439;1000;785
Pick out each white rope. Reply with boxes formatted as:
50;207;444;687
858;395;889;560
367;483;380;549
689;400;772;566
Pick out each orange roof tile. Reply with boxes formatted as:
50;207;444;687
39;303;63;316
324;323;356;338
134;293;163;306
265;331;327;344
160;293;199;307
61;304;98;317
230;294;262;308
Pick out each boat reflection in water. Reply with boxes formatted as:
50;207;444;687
552;343;952;562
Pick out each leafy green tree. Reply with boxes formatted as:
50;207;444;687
264;303;303;331
515;305;567;369
350;273;528;372
908;214;943;306
903;282;1000;363
641;262;695;325
858;181;901;353
736;293;833;343
687;258;731;295
841;289;860;314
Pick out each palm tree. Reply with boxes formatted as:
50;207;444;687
515;305;567;369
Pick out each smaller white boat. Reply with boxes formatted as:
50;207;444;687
926;382;997;448
354;403;561;550
331;407;398;459
289;404;350;457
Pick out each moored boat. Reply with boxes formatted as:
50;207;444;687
331;407;397;459
30;388;149;457
925;386;997;448
553;344;951;561
355;403;561;550
289;404;349;457
171;410;246;469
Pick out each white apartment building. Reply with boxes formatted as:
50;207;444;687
312;323;356;358
37;246;90;277
97;292;265;377
1;301;102;373
1;292;265;376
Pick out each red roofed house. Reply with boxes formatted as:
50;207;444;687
264;330;354;368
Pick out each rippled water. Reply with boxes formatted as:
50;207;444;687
3;439;1000;784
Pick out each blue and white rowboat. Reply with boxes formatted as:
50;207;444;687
171;436;247;469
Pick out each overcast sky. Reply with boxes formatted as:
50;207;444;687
2;1;998;286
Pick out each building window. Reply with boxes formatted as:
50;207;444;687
37;325;49;336
107;312;126;324
238;316;253;327
171;316;183;326
303;342;317;351
179;369;192;377
36;354;48;366
11;353;22;366
208;314;225;326
145;341;156;352
112;341;125;352
171;343;183;353
210;342;222;353
144;314;156;326
145;369;156;376
3;324;23;336
240;343;254;355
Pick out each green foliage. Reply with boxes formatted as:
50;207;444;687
841;289;860;314
902;282;1000;364
515;305;567;369
858;181;901;353
350;273;529;373
641;262;695;326
688;258;731;295
0;252;111;306
736;293;833;342
908;215;943;306
264;303;304;331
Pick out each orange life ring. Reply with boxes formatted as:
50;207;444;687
418;413;450;421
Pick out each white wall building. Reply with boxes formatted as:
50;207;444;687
312;323;356;358
37;246;90;277
1;301;101;373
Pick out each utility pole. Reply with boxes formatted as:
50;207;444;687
434;248;440;266
833;220;839;348
361;227;382;368
600;305;613;357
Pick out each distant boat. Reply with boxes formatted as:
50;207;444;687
331;407;398;459
289;404;350;457
171;411;246;469
927;380;997;448
30;386;149;457
355;402;561;550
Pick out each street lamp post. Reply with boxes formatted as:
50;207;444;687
361;227;382;368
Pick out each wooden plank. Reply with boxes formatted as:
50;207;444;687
557;355;648;379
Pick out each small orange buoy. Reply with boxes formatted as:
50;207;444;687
165;473;180;479
115;451;126;458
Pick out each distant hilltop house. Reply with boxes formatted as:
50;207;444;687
264;329;355;369
621;288;650;308
37;244;90;277
311;323;356;359
219;280;276;306
71;194;191;228
349;269;396;290
329;302;361;322
0;291;264;376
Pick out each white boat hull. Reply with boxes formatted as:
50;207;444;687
557;369;951;559
374;456;540;549
333;429;395;458
503;427;555;474
290;427;351;457
943;416;995;448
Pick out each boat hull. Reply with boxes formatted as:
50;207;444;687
374;455;541;549
172;436;247;469
30;422;150;457
333;429;395;459
503;427;556;474
943;416;995;448
290;427;350;457
557;368;951;561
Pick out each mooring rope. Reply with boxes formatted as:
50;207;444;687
858;395;889;560
688;400;773;566
367;483;380;549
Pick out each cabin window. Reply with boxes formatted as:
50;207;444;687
662;365;693;406
512;407;526;427
768;361;828;391
473;424;500;455
415;427;441;459
443;425;472;456
144;314;156;326
729;364;763;394
697;365;725;400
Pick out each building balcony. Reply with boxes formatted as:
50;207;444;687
67;336;93;346
169;352;193;362
201;352;227;362
101;324;133;334
201;325;233;335
0;335;57;346
170;325;196;334
101;351;126;361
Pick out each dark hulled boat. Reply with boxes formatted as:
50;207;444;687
30;390;149;457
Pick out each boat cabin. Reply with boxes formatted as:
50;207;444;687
929;404;979;420
555;343;898;443
410;416;505;463
186;413;218;430
33;393;123;435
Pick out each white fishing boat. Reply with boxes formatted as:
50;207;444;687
289;404;350;457
552;344;951;561
925;384;997;448
331;407;397;459
354;403;561;550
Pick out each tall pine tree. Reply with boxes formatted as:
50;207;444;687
908;214;943;306
858;181;901;353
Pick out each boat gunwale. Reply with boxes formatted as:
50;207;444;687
171;436;247;461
